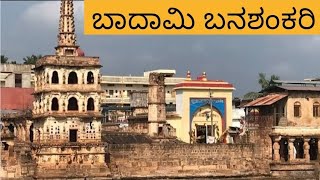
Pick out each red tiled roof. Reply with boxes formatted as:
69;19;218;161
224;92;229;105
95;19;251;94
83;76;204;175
243;93;287;107
0;87;34;110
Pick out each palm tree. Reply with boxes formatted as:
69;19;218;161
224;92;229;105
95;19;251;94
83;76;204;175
243;73;280;100
258;73;280;90
23;54;43;64
1;55;9;64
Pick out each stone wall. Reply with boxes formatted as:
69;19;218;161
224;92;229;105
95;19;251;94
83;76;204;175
107;143;270;179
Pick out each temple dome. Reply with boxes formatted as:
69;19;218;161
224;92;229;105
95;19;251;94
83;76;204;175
77;48;85;57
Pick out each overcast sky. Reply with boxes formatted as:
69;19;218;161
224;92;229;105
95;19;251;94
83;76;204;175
1;1;319;97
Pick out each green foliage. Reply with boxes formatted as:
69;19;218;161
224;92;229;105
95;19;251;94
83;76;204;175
258;73;280;90
1;55;9;64
243;91;261;100
23;54;43;64
243;73;280;100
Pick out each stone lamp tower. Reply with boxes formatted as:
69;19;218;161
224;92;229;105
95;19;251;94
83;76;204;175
31;0;109;178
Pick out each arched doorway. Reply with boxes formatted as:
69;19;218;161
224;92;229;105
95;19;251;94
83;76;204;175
52;71;59;84
309;138;318;160
68;71;78;84
192;105;222;143
68;97;78;111
51;97;59;111
294;138;304;159
279;138;289;162
87;98;94;111
87;71;94;84
8;124;14;134
29;123;34;142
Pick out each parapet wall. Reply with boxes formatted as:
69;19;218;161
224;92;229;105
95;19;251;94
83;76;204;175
107;143;270;178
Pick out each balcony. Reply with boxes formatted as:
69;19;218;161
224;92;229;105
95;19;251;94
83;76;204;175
34;84;103;93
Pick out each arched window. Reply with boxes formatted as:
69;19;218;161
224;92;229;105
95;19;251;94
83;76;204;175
8;124;14;134
29;123;34;142
87;98;94;111
68;71;78;84
294;102;301;117
68;97;78;111
313;102;320;117
52;71;59;84
51;98;59;111
87;71;94;84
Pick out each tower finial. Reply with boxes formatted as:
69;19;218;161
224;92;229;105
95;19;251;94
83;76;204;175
202;72;207;81
55;0;79;56
186;70;191;80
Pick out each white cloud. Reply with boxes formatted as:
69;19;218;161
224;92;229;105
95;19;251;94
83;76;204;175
21;1;83;29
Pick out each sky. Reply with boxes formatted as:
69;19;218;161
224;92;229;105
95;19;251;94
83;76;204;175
1;1;320;97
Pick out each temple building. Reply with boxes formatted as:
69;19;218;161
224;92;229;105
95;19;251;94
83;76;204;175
167;71;235;143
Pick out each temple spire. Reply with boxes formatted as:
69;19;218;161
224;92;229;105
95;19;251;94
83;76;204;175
55;0;79;56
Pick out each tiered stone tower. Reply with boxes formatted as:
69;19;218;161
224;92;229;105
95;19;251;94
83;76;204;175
31;0;109;178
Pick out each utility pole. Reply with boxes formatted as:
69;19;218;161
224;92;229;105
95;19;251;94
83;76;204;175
209;89;214;137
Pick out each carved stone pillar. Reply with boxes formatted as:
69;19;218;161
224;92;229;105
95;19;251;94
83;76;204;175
304;138;310;161
288;138;295;161
273;141;280;161
318;139;320;160
16;125;21;141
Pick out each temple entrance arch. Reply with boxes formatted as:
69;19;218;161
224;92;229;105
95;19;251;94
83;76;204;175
191;104;223;143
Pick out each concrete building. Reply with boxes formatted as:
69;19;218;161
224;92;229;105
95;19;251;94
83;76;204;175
0;64;34;88
101;69;185;105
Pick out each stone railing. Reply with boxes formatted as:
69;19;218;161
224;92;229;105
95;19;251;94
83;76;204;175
35;55;101;68
102;97;130;104
101;76;185;85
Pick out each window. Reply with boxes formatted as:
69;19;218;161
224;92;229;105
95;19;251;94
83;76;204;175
126;84;133;87
313;102;320;117
87;71;94;84
68;72;78;84
52;71;59;84
68;97;78;111
87;98;94;111
109;90;114;96
294;102;301;117
69;130;77;142
15;74;22;87
51;98;59;111
65;49;74;56
107;84;115;87
115;90;118;93
143;85;148;87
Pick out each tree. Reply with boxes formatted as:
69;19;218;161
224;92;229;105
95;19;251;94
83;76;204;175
258;73;280;90
243;73;280;100
243;91;261;100
1;55;9;64
23;54;42;64
10;61;17;64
